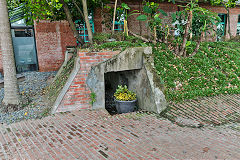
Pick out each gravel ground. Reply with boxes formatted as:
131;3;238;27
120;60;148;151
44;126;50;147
0;71;56;124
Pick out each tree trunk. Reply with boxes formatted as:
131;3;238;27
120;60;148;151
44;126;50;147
189;31;204;57
112;0;118;34
153;26;157;45
0;0;20;106
125;20;129;36
225;7;232;39
179;10;192;57
81;0;93;44
189;11;193;40
59;0;84;45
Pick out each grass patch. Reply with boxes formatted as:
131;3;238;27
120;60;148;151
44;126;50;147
82;33;149;51
154;42;240;102
93;41;149;51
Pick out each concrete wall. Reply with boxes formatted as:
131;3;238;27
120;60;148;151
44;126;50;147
0;48;2;74
87;47;167;114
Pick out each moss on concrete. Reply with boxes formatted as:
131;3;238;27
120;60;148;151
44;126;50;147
45;54;76;106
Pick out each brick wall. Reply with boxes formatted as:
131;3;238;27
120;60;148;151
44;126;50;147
98;1;240;38
201;4;240;39
56;50;120;112
34;20;77;72
94;7;103;33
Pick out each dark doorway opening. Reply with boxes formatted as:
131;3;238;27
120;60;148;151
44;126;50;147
105;71;129;115
104;70;143;115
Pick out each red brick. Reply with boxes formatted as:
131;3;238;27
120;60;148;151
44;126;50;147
72;89;84;93
74;82;85;85
103;55;113;59
80;57;91;60
86;52;97;56
85;60;98;63
58;50;119;112
98;52;109;55
78;53;85;57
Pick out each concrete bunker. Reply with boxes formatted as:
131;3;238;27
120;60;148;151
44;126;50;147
87;47;167;114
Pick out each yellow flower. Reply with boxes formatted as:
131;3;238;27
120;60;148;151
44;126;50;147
24;112;28;116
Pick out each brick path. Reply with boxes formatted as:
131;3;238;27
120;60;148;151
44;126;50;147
0;109;239;159
166;94;240;126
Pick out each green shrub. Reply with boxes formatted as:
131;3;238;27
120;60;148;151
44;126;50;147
93;41;149;51
93;33;111;44
154;42;240;102
93;32;145;46
114;85;136;101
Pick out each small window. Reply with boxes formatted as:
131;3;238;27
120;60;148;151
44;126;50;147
219;14;226;23
114;10;125;32
217;14;227;41
75;12;94;43
114;21;124;32
12;29;34;37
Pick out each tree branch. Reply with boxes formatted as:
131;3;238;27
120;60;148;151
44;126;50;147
72;0;84;19
129;30;150;43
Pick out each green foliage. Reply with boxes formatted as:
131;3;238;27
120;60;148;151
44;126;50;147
7;0;106;24
136;15;148;21
92;41;148;51
93;32;144;44
169;1;221;56
46;54;76;105
93;33;112;44
209;0;238;8
114;85;136;101
136;1;168;30
92;33;148;51
192;10;220;36
7;0;65;24
121;3;130;10
90;92;96;106
136;1;169;43
154;42;240;102
172;2;220;37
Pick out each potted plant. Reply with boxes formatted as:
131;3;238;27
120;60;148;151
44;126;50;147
114;85;137;114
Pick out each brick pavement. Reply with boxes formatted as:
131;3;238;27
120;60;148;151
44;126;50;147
0;109;239;159
166;94;240;126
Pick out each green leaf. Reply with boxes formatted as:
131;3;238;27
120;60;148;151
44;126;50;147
159;9;167;16
186;41;192;47
171;13;176;22
121;3;130;10
143;5;152;14
154;13;160;19
136;15;148;21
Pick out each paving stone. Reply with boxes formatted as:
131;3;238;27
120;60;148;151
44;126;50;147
167;94;240;126
0;110;239;159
